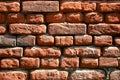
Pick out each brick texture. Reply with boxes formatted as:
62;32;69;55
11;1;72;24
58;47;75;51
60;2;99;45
0;0;120;80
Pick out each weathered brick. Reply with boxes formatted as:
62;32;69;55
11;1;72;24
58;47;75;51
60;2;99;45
60;2;82;12
64;47;101;57
46;13;63;23
94;35;112;46
20;57;40;69
37;35;54;46
7;13;24;24
23;1;59;12
41;58;59;68
24;47;61;57
70;70;105;80
106;13;120;23
55;36;73;46
88;24;120;35
17;35;35;46
1;59;19;69
30;70;68;80
66;13;83;23
0;26;6;34
0;35;16;47
75;35;92;45
80;58;98;68
99;57;118;68
0;14;5;23
85;12;103;23
81;2;96;12
0;47;23;58
27;14;44;23
0;2;20;12
103;47;120;57
115;37;120;46
98;3;120;12
61;57;79;68
49;23;86;35
110;70;120;80
9;24;46;35
0;71;27;80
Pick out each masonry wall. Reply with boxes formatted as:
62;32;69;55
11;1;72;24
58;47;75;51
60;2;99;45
0;0;120;80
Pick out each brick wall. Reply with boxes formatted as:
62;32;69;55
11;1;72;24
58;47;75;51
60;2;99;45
0;0;120;80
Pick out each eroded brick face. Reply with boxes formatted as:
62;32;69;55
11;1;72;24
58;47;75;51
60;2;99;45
0;0;120;80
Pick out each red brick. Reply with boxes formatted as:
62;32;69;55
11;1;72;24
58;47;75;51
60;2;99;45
85;12;103;23
31;70;68;80
24;47;61;57
0;47;23;58
27;14;44;23
9;24;46;35
70;70;105;80
23;1;59;12
0;71;27;80
94;35;112;46
20;57;40;69
61;57;79;68
66;13;83;23
103;47;120;57
98;3;120;12
17;35;35;46
37;35;54;46
81;2;96;12
64;47;101;57
49;23;86;35
0;2;20;12
7;13;24;24
106;13;120;23
0;26;6;34
0;14;5;23
0;35;16;47
110;70;120;80
75;35;92;45
80;58;98;68
41;58;59;68
55;36;73;46
88;24;120;35
60;2;82;12
99;57;118;68
46;13;64;23
1;59;19;69
115;37;120;46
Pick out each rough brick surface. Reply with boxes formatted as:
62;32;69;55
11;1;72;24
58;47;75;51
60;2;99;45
9;24;46;35
64;47;101;57
17;35;35;46
37;35;54;46
75;35;92;45
0;0;120;80
49;23;86;35
0;47;23;58
1;59;19;69
41;58;59;68
26;14;44;23
88;24;120;35
70;70;105;80
55;36;73;46
24;47;61;57
31;70;68;80
0;71;27;80
23;1;59;12
20;57;40;69
99;57;118;68
61;57;79;68
0;2;20;12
